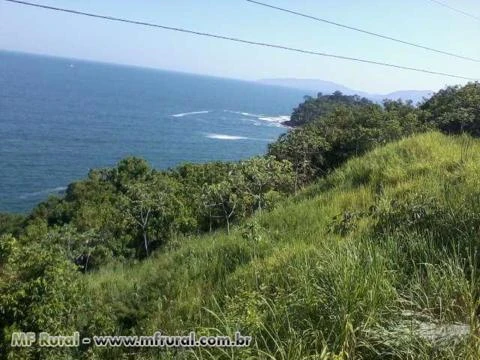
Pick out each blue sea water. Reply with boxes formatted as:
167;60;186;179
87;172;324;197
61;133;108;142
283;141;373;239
0;51;307;213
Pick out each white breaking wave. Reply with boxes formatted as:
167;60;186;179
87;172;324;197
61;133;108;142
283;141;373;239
171;110;210;118
20;186;67;199
224;110;290;127
258;115;291;123
205;133;273;141
224;110;262;118
240;112;263;118
259;116;291;128
205;133;249;140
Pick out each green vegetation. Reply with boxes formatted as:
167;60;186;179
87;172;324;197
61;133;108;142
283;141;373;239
285;91;374;127
269;97;425;185
1;83;480;359
420;82;480;136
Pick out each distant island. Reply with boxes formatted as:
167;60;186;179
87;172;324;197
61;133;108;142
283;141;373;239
258;78;433;104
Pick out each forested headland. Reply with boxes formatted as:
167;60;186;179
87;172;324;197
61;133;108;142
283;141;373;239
1;82;480;359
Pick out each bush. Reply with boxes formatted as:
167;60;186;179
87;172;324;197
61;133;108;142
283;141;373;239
421;82;480;136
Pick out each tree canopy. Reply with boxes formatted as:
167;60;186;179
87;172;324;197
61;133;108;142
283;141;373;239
420;82;480;136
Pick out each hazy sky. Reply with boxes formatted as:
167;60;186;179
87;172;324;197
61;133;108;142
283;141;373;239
1;0;479;93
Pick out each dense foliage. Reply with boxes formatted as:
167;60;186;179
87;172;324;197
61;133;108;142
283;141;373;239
1;156;295;269
420;82;480;136
285;91;373;127
1;82;480;359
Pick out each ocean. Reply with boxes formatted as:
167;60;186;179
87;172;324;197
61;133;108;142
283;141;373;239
0;51;307;213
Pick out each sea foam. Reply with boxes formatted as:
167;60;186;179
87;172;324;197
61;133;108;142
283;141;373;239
171;110;210;118
205;133;273;142
224;110;290;127
205;133;249;140
258;115;291;123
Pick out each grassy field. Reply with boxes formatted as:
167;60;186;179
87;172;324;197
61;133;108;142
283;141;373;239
83;132;480;359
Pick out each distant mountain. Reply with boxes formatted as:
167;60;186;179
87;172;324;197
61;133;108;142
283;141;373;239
379;90;434;104
258;78;433;104
259;78;358;96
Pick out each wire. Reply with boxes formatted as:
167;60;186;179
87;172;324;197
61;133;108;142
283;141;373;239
246;0;480;63
3;0;478;81
426;0;480;22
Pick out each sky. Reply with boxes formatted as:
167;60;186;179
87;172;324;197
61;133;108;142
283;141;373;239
0;0;479;93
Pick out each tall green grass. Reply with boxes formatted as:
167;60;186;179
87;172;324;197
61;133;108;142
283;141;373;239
81;132;480;359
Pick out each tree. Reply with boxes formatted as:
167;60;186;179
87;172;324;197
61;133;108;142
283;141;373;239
111;157;152;190
420;82;480;136
240;156;295;212
0;236;82;358
174;161;237;232
120;174;186;257
122;182;156;257
0;213;25;237
268;125;330;188
201;169;247;234
40;225;113;272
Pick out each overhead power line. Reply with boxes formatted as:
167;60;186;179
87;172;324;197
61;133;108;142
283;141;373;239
3;0;478;81
427;0;480;22
246;0;480;63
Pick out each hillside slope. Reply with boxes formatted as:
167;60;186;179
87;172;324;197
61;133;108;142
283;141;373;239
77;133;480;358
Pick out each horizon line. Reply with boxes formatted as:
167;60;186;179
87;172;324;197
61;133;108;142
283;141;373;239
1;48;444;95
